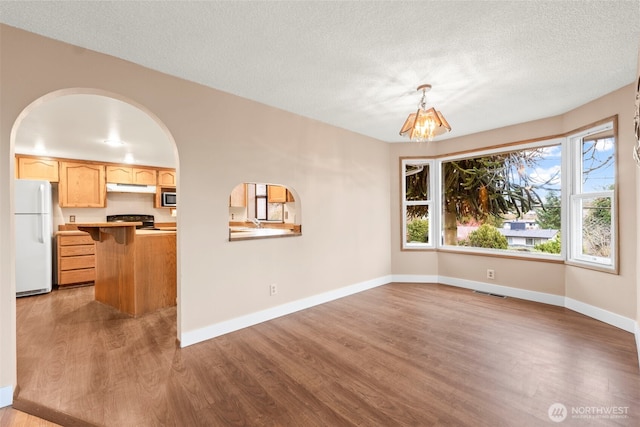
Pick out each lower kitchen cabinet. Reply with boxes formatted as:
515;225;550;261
55;231;96;286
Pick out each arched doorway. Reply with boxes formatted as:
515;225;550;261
11;88;180;415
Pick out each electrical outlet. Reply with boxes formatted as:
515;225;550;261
270;284;278;296
487;269;495;280
69;215;76;223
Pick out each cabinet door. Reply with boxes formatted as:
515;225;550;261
106;166;133;184
158;170;176;186
286;190;295;202
229;183;246;207
267;185;287;203
133;168;157;185
17;157;59;182
59;162;106;207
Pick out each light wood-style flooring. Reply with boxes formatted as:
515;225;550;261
14;283;640;426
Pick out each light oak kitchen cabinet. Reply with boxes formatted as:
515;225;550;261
266;185;295;203
229;183;246;207
55;231;95;286
59;161;106;207
16;156;59;182
267;185;287;203
157;170;176;186
106;165;157;185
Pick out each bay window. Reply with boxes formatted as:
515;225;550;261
400;118;617;272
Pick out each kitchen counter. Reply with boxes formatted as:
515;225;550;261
77;222;141;244
76;223;176;316
54;230;91;236
136;229;177;236
228;224;302;241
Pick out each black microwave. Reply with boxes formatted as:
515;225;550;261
162;191;177;207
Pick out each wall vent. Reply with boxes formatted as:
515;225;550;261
473;290;507;299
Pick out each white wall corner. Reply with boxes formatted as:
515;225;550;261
0;385;13;408
180;275;392;347
390;274;439;284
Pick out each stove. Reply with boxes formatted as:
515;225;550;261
106;214;156;230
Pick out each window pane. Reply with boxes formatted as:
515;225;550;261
580;195;612;259
256;184;267;196
406;206;430;244
405;163;430;201
268;203;283;221
442;144;561;254
256;197;267;220
582;137;615;192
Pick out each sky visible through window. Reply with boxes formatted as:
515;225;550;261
582;138;615;192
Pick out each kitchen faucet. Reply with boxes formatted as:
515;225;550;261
251;218;262;228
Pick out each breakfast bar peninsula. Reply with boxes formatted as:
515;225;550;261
77;222;176;317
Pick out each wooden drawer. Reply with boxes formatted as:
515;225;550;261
60;245;95;257
59;268;95;285
59;234;95;246
60;255;95;271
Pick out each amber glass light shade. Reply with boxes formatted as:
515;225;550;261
399;107;451;142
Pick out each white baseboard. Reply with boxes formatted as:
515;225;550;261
437;275;566;307
636;322;640;367
394;274;635;334
181;273;638;366
564;298;635;333
390;274;439;284
0;385;13;408
180;275;392;347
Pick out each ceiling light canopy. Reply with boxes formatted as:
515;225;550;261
399;84;451;142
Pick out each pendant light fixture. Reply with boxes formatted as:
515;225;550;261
399;84;451;142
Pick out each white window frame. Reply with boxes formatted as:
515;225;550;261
401;159;436;250
566;122;617;271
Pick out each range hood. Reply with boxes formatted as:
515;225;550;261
106;183;157;194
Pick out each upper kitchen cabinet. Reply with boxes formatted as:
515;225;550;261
157;170;176;187
107;166;157;185
59;161;106;208
266;185;295;203
267;185;287;203
16;156;59;182
229;183;246;207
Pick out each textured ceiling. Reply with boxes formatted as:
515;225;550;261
1;1;639;161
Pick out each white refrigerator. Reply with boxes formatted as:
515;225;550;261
15;179;53;297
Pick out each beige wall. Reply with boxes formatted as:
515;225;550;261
1;23;637;402
0;25;391;396
390;85;637;317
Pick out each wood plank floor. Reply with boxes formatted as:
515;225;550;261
0;407;61;427
14;283;640;426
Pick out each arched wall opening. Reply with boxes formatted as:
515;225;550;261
228;182;302;240
9;87;181;401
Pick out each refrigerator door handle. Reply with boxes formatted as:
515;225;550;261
38;184;45;243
